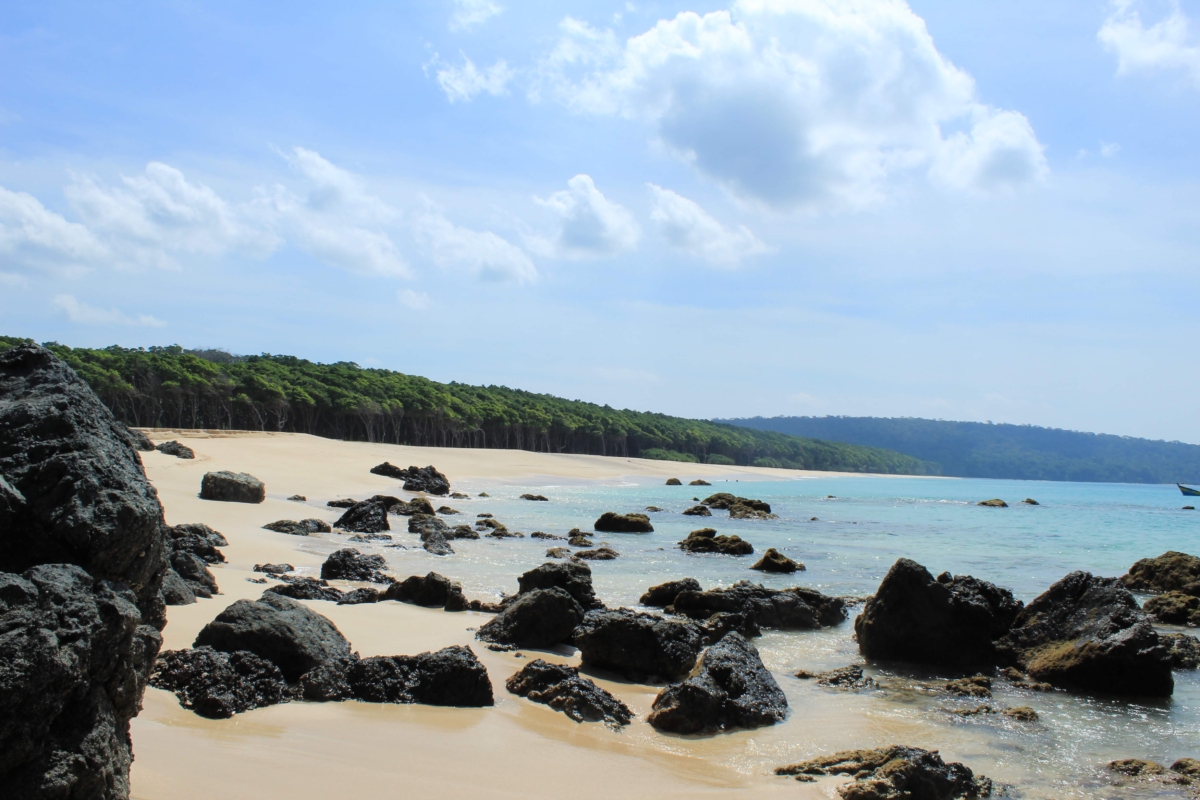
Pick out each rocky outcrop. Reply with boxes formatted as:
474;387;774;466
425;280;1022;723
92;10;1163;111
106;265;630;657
0;343;171;799
575;547;619;561
155;440;195;459
666;478;682;486
263;518;332;536
672;581;846;631
383;572;468;611
679;527;753;556
334;499;390;533
682;505;712;516
575;609;703;681
1122;551;1200;596
640;578;702;607
531;531;563;540
699;611;760;643
1163;633;1200;669
521;493;549;501
149;647;290;719
567;531;593;547
506;659;631;727
517;560;603;610
200;471;265;503
423;533;455;555
393;496;436;516
729;503;778;520
751;548;802;573
327;498;357;508
476;588;585;649
854;559;1023;666
701;493;770;513
320;549;392;583
447;524;480;540
648;633;787;734
996;571;1174;697
1144;591;1200;625
776;745;992;798
594;512;654;533
409;513;449;537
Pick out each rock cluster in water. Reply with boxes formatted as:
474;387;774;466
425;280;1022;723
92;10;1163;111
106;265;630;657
776;745;992;798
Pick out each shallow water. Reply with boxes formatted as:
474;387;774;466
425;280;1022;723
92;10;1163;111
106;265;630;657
295;474;1200;798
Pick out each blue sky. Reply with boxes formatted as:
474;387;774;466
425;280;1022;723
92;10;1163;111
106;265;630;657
2;0;1199;441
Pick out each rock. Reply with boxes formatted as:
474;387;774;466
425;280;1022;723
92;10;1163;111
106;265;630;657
673;581;846;630
334;500;390;533
397;465;451;496
1186;506;1196;510
476;588;585;649
163;523;224;602
474;517;509;533
1023;498;1039;505
200;471;265;503
517;560;603;610
568;532;594;547
288;494;306;501
346;646;492;706
410;513;449;536
531;531;563;540
478;492;490;497
194;593;352;681
854;558;1023;666
437;506;460;515
263;518;332;536
645;506;664;512
337;588;381;605
576;547;619;561
1144;591;1200;625
424;534;455;555
1174;759;1200;776
320;548;391;583
170;549;218;598
546;547;572;559
978;498;1008;507
593;512;654;533
485;528;523;540
679;528;753;556
682;505;712;516
265;577;346;603
998;667;1053;692
640;578;702;608
155;440;195;459
125;426;155;451
996;571;1174;697
776;745;992;798
149;646;290;719
1122;551;1200;596
391;496;435;516
169;522;229;556
698;611;760;643
575;608;703;681
946;675;992;698
477;512;493;518
254;563;295;575
1003;706;1038;722
446;524;480;540
729;503;779;520
348;533;392;543
450;492;470;499
648;633;787;734
369;462;407;479
701;493;771;513
796;665;875;691
326;498;357;508
383;572;468;611
689;479;711;486
521;493;549;501
1109;759;1166;776
506;659;632;726
162;568;197;605
666;478;682;485
751;548;803;573
1163;633;1200;669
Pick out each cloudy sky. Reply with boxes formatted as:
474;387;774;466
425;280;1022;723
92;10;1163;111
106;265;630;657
2;0;1199;441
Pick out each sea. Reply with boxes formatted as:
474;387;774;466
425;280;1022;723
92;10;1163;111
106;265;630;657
308;474;1200;798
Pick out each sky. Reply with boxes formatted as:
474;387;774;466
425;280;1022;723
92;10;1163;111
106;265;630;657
1;0;1199;442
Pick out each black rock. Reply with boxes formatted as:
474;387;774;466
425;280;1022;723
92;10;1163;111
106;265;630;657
751;548;803;573
155;440;195;459
334;500;390;533
517;560;603;610
409;513;449;537
699;611;760;644
855;559;1023;667
194;592;353;681
672;581;846;631
370;462;407;479
346;646;492;706
162;568;197;605
266;577;346;603
795;664;876;691
200;471;265;504
682;505;712;516
168;523;229;560
399;465;451;496
530;531;563;540
348;533;392;543
125;426;155;451
476;588;584;649
506;659;632;726
171;549;218;598
648;632;787;734
594;511;654;533
679;527;753;556
701;493;771;513
383;572;468;611
263;518;332;536
575;608;703;681
327;498;357;508
447;524;480;540
392;496;436;516
1163;633;1200;670
423;532;455;556
254;563;294;575
320;548;392;583
996;571;1174;697
337;588;382;605
521;493;549;501
149;647;290;719
288;494;306;501
775;745;992;798
640;578;702;608
1144;591;1200;625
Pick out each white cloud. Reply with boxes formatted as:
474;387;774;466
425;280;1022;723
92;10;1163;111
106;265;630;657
646;184;770;266
450;0;502;31
530;174;640;258
52;294;166;327
0;186;108;271
0;271;29;288
415;211;537;282
435;54;514;102
1099;0;1200;85
397;288;433;310
535;1;1046;207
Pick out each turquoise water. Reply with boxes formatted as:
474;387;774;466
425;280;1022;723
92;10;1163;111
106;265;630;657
305;474;1200;798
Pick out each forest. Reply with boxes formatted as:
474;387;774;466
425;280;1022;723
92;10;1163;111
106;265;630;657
0;337;930;474
722;415;1200;484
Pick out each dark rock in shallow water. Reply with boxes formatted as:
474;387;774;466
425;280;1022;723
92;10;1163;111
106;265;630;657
648;632;786;734
349;533;392;544
666;478;682;486
267;577;346;603
320;548;392;583
254;563;294;575
288;494;306;502
679;527;753;556
1144;591;1200;625
149;647;290;718
263;518;331;536
795;664;876;691
689;479;711;486
200;470;265;503
673;581;846;631
506;659;631;726
575;608;702;681
946;675;992;698
546;547;572;559
729;503;778;520
517;560;603;610
775;745;992;799
855;558;1022;667
194;592;352;682
1122;551;1200;596
437;506;459;515
447;524;479;540
423;532;455;555
476;588;584;649
575;547;619;561
1162;633;1200;669
125;426;155;451
996;571;1174;697
409;513;449;537
978;498;1008;507
334;500;390;534
155;440;195;459
594;511;654;533
383;572;467;611
699;611;760;643
346;646;492;706
701;493;770;512
530;531;563;540
641;577;702;608
391;496;435;516
682;504;712;516
380;465;451;496
450;491;470;499
751;548;802;573
521;493;549;501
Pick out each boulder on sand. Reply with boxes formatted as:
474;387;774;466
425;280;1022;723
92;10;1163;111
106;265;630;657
344;646;492;706
155;440;195;459
647;632;787;734
996;571;1174;697
673;581;846;631
1121;551;1200;596
383;572;467;611
334;499;390;533
775;745;992;798
263;518;331;536
854;558;1023;666
575;608;703;681
751;548;802;573
679;527;753;556
149;646;290;719
517;560;604;610
369;462;407;479
476;588;584;649
594;512;654;533
320;548;392;583
506;659;632;727
640;577;702;608
200;471;266;504
403;465;451;495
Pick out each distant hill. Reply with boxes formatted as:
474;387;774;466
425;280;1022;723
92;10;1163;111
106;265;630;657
0;336;931;475
718;416;1200;484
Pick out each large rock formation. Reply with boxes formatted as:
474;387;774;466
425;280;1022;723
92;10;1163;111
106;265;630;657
1122;551;1200;596
200;471;265;503
996;571;1174;697
593;512;654;533
475;588;584;649
574;609;703;681
775;745;992;798
506;659;632;726
0;343;170;799
855;559;1023;666
647;632;787;734
701;493;771;512
672;581;846;631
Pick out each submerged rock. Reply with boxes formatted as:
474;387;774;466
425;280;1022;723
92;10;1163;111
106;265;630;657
946;675;992;698
640;578;703;608
776;745;992;798
200;471;266;503
531;531;564;540
594;511;654;533
679;527;753;556
334;500;390;534
320;548;392;583
506;659;632;727
155;440;195;459
751;548;803;573
383;572;467;611
149;647;290;719
795;665;876;691
673;581;846;631
1122;551;1200;596
648;633;787;734
575;608;703;681
729;503;778;520
476;588;584;649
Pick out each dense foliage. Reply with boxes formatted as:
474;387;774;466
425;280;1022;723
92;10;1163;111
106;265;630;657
722;415;1200;484
0;337;931;473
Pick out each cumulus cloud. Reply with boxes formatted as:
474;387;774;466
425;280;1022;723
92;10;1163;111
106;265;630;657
415;211;537;282
450;0;503;31
647;184;770;266
535;0;1047;207
530;174;640;258
52;294;166;327
435;54;514;102
1099;0;1200;85
0;186;108;271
